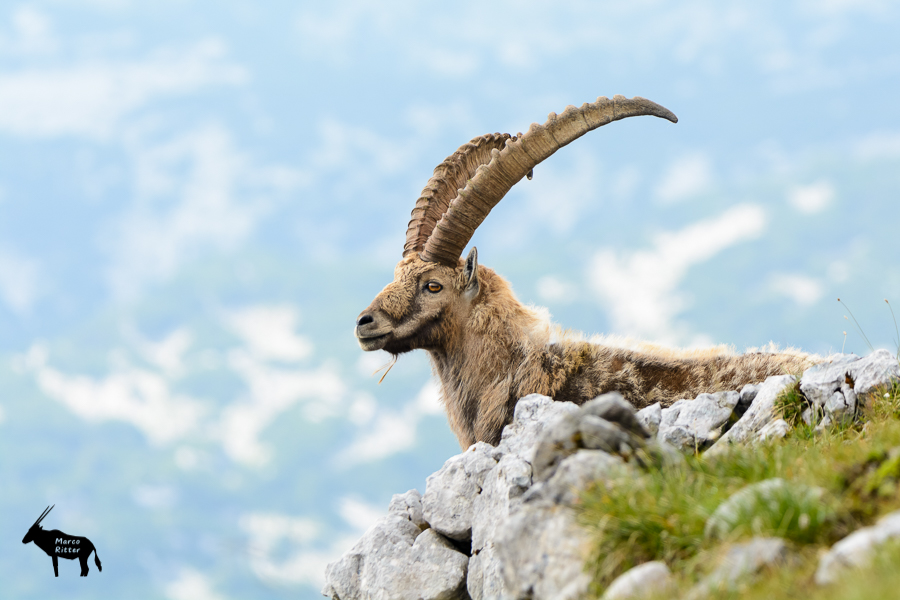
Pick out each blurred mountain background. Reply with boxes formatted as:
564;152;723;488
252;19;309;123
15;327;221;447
1;1;899;598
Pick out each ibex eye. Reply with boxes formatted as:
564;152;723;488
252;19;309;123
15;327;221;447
427;282;443;293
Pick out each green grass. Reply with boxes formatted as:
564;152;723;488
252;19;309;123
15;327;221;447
578;378;900;597
773;378;806;429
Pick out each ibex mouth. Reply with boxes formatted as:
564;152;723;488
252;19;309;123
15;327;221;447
356;331;390;351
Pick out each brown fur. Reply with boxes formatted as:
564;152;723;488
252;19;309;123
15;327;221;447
356;253;813;449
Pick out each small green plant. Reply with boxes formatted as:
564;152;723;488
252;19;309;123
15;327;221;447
863;379;900;422
773;379;807;429
858;448;900;498
703;479;837;545
579;461;720;587
579;447;846;591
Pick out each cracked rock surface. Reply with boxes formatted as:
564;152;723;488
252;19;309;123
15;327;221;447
322;509;469;600
657;391;740;451
707;374;797;455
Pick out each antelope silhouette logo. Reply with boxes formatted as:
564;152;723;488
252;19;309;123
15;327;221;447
22;505;102;577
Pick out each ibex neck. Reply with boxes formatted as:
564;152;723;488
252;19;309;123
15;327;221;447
428;279;548;447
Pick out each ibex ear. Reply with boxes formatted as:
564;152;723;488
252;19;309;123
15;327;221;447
463;247;479;299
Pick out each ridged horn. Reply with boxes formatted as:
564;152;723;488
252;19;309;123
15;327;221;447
420;95;678;266
403;133;514;258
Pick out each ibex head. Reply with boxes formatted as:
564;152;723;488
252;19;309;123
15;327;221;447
356;96;677;357
356;247;481;355
22;504;53;544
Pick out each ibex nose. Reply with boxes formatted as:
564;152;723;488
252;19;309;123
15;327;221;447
357;314;374;327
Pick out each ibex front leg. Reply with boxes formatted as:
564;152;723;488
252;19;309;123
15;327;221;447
52;554;59;577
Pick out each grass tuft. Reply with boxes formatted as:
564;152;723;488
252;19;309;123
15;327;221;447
773;379;807;429
703;479;837;545
579;365;900;597
579;460;719;586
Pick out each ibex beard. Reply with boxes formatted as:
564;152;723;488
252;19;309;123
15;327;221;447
356;95;813;450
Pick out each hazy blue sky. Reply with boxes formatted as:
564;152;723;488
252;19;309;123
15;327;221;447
1;2;899;598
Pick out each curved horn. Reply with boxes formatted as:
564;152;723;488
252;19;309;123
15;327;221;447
35;504;54;525
420;95;678;266
403;133;514;258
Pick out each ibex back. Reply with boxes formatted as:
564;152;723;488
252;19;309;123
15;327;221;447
355;95;811;449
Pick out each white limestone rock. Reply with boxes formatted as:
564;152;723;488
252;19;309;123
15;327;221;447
657;391;740;452
801;350;899;415
656;425;695;452
800;353;860;408
471;454;531;552
530;411;582;481
636;402;662;437
852;349;900;395
580;414;642;454
490;449;630;598
387;489;427;529
322;517;468;600
531;393;647;480
496;394;581;461
496;501;593;600
738;383;760;414
527;449;628;506
756;418;790;442
706;375;796;455
468;453;532;600
467;544;503;600
819;381;857;428
815;510;900;585
423;442;497;541
582;393;652;440
602;561;673;600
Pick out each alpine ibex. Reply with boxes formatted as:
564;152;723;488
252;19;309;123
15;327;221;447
355;95;811;449
22;505;102;577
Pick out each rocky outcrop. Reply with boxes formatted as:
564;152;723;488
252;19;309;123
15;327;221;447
655;390;740;451
800;350;900;428
323;393;646;600
423;442;497;542
323;351;900;599
322;492;469;600
705;374;796;454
